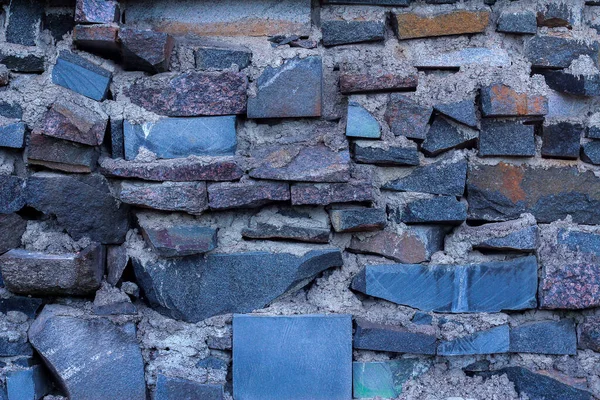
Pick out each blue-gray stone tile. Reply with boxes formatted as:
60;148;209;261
353;319;437;355
422;117;477;156
433;98;478;128
557;228;600;255
195;42;252;70
0;122;26;149
6;365;51;400
510;320;577;355
402;196;467;225
322;20;385;47
346;102;380;139
497;11;537;34
52;51;112;101
353;140;419;166
155;375;224;400
124;116;237;160
475;226;538;252
351;256;538;313
233;314;352;400
438;325;510;356
479;120;535;157
582;141;600;165
541;122;583;160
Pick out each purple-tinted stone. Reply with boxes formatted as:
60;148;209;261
578;316;600;352
119;28;175;74
36;99;108;145
242;224;330;244
291;181;375;206
73;25;120;58
208;180;290;210
348;230;429;263
340;69;418;94
119;181;208;215
139;221;217;258
384;94;432;139
75;0;119;24
106;244;128;286
329;207;387;233
27;133;99;173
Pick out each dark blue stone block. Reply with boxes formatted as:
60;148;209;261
353;319;437;355
0;296;42;319
475;226;538;252
438;325;509;355
322;20;385;47
0;122;26;149
233;314;352;400
110;118;124;159
52;51;112;101
542;122;583;160
497;11;537;34
0;102;23;119
195;43;252;70
6;365;51;400
510;320;577;355
124;116;236;160
0;176;26;214
433;99;478;128
479;120;535;157
402;196;467;224
422;117;476;156
582;141;600;165
155;375;224;400
352;256;538;313
6;0;42;46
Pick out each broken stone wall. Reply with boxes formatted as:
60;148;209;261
1;0;600;399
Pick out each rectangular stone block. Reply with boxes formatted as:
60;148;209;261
525;35;600;68
510;320;577;355
0;121;26;149
73;25;120;58
139;221;217;258
353;319;437;355
322;20;385;47
119;28;174;73
478;120;535;157
438;326;509;356
351;256;538;313
233;314;352;400
110;118;124;159
155;375;224;400
36;99;108;145
6;365;51;400
0;51;45;73
480;84;548;117
27;133;99;174
124;116;236;160
6;0;42;46
497;11;537;34
242;223;330;244
353;140;419;166
339;69;418;94
195;41;252;70
75;0;119;23
541;122;583;160
208;180;290;210
393;10;490;39
52;51;112;101
543;70;600;97
291;181;375;206
421;117;477;156
402;196;467;225
385;94;432;139
119;181;208;215
330;207;386;233
349;230;431;264
474;225;538;252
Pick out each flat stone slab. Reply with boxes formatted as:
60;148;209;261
385;94;432;139
119;181;208;215
0;175;26;214
127;71;247;116
438;326;509;356
27;133;99;173
73;24;120;58
0;244;104;296
322;20;385;47
36;99;108;145
497;10;537;34
393;10;489;39
351;256;538;313
349;230;431;264
75;0;119;23
353;360;427;399
339;69;418;94
233;314;352;400
52;51;112;101
242;223;330;244
479;120;535;157
208;180;290;210
480;84;548;117
139;220;217;257
323;0;409;5
330;207;386;233
422;117;477;156
433;98;478;128
29;306;146;400
467;163;600;224
346;102;381;139
510;320;577;355
119;28;174;73
543;70;600;97
353;319;437;355
195;41;252;70
353;140;419;166
6;365;51;400
291;181;375;205
133;249;343;322
402;196;467;225
0;121;26;149
247;57;322;119
474;225;538;252
124;116;236;160
0;50;45;73
542;122;583;160
525;35;600;68
155;375;224;400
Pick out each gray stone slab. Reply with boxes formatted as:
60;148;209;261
155;375;224;400
433;99;478;129
351;256;538;313
422;117;477;156
525;35;600;69
541;122;583;160
322;20;385;47
346;102;380;139
497;11;537;34
52;51;112;101
479;120;535;157
233;314;352;400
119;181;208;215
474;225;538;252
510;320;577;355
353;140;419;166
330;207;386;233
413;48;510;69
0;122;26;149
384;95;432;140
402;196;467;225
438;325;510;356
195;42;252;70
353;319;437;355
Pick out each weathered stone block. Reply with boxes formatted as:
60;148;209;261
52;51;112;101
27;133;99;173
352;256;538;312
124;116;236;160
413;47;510;70
543;70;600;97
433;98;478;128
29;306;146;400
6;0;42;46
139;220;217;258
349;230;430;263
354;319;436;355
393;10;490;39
525;35;599;69
0;176;26;214
208;180;290;210
384;94;432;139
110;118;124;158
133;249;343;322
479;120;535;157
438;326;509;356
537;2;574;28
0;214;26;255
422;117;477;156
155;375;224;400
37;99;108;145
0;102;24;119
353;360;427;399
582;141;600;165
233;314;352;400
578;316;600;352
330;207;386;233
383;156;467;197
402;196;467;225
106;244;128;286
0;244;104;295
99;156;244;182
6;365;51;400
497;11;537;34
248;57;322;119
480;84;548;117
26;172;129;243
242;223;330;244
119;181;208;215
339;69;418;94
541;122;583;160
127;71;247;116
474;225;538;252
75;0;119;23
467;163;600;223
353;140;419;166
346;102;380;139
119;28;174;73
510;320;577;355
73;25;120;58
250;145;350;183
291;181;375;205
322;20;385;47
0;121;26;149
195;41;252;70
0;51;44;73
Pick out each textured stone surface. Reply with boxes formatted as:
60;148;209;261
155;375;224;400
543;70;600;97
133;249;343;322
393;10;490;39
353;360;426;399
52;51;112;101
353;140;419;166
525;35;600;68
346;102;381;139
75;0;119;23
478;120;535;157
0;65;7;87
73;25;120;57
233;314;352;400
467;163;600;223
99;156;244;182
413;47;510;69
384;94;432;139
106;244;128;286
383;157;467;196
0;51;45;73
110;118;124;159
497;11;537;34
322;20;385;46
120;28;174;73
339;69;418;94
29;306;146;400
541;122;583;160
402;196;467;225
480;84;548;117
242;223;330;244
249;146;350;183
0;102;23;119
0;244;104;295
349;230;430;263
127;71;247;116
119;181;208;215
6;0;42;46
474;225;538;252
422;117;477;156
578;317;600;352
582;141;600;165
0;214;26;255
28;132;99;173
124;116;236;160
329;207;386;233
208;180;289;210
0;121;26;149
26;172;129;243
510;320;577;355
36;99;108;146
291;181;375;205
0;176;26;214
195;41;252;70
537;3;574;28
438;326;509;356
353;319;437;355
6;366;51;400
351;256;538;312
247;57;322;119
0;296;42;319
139;221;217;258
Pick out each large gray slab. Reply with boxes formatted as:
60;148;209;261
510;320;577;355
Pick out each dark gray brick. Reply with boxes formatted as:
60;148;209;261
479;120;535;157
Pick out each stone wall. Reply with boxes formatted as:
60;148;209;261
0;0;600;399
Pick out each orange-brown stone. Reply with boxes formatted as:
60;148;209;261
481;84;548;117
393;10;490;40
